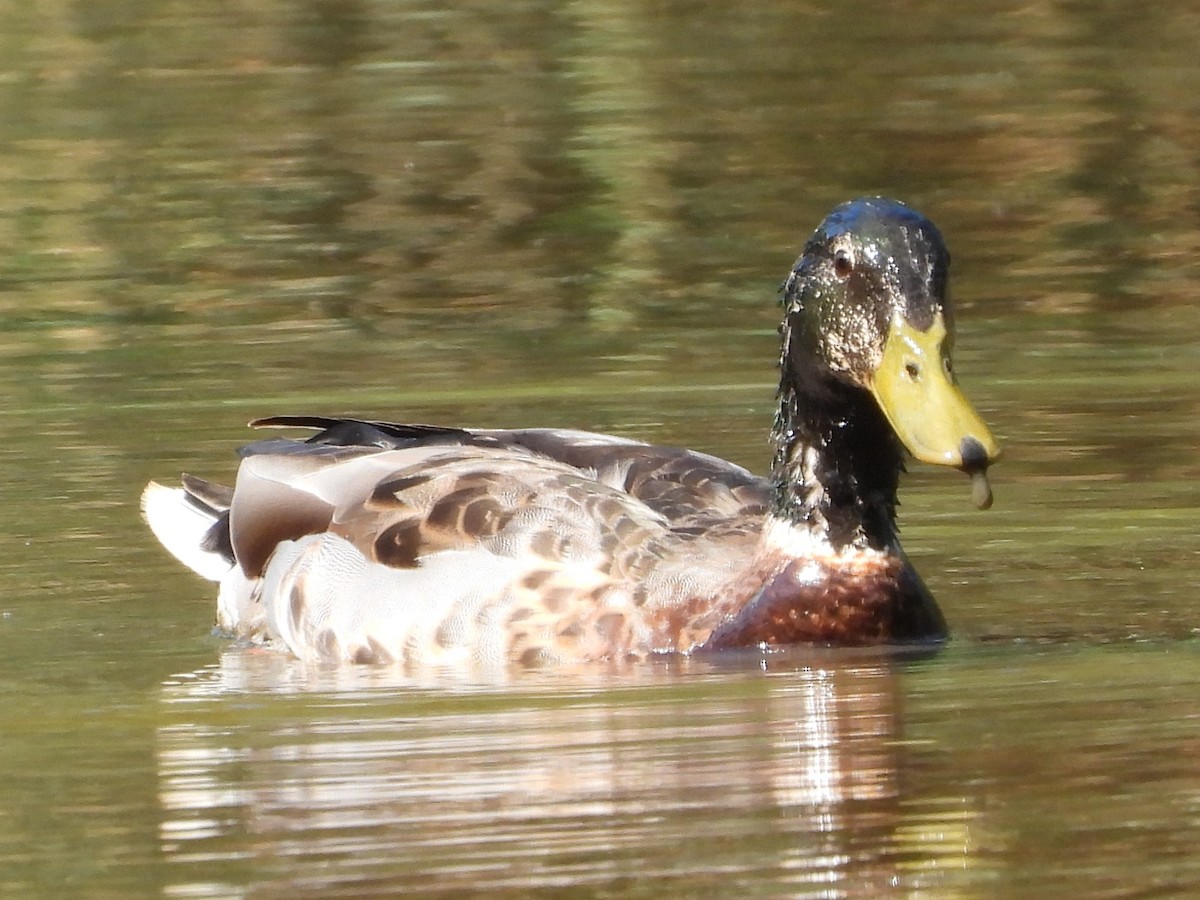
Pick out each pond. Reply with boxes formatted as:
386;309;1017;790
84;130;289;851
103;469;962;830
1;1;1199;896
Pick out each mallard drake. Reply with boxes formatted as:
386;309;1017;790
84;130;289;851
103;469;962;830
143;197;999;667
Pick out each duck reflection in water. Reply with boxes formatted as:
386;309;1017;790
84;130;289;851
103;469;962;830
157;652;978;894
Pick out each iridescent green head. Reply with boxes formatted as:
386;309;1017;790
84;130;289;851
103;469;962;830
781;197;999;506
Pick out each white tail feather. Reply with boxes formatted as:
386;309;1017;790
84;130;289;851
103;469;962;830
141;481;234;581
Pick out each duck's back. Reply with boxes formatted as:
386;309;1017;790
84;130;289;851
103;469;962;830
143;417;772;667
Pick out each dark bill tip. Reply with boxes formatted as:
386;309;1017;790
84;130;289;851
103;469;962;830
959;436;991;473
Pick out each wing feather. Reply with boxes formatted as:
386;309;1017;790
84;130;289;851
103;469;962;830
147;416;772;663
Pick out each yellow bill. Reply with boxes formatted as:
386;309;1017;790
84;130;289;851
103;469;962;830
869;312;1000;508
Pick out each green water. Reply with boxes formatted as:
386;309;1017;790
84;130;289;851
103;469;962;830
2;1;1199;896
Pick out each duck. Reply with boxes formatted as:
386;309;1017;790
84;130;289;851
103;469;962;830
142;197;1000;668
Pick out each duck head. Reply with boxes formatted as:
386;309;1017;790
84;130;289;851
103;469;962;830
774;197;1000;537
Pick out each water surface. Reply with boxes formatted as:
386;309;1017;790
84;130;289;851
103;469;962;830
2;1;1199;896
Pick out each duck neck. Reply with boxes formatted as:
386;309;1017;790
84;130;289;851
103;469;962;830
769;367;904;552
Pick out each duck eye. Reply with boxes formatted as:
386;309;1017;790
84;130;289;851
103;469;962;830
833;251;854;278
905;362;921;380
